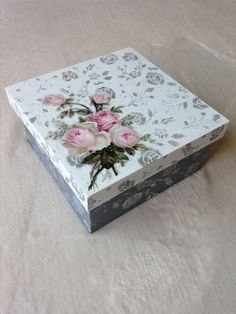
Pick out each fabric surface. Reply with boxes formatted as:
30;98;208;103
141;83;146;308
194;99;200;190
0;1;236;313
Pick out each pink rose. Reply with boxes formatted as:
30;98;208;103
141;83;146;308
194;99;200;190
87;110;119;132
63;122;111;156
42;94;66;106
64;128;96;149
110;124;140;148
91;92;110;104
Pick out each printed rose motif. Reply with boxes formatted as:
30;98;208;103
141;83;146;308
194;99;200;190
86;64;95;71
89;73;100;80
193;98;208;109
138;148;162;166
100;54;118;64
181;143;195;157
87;110;119;132
154;128;168;138
91;92;110;104
122;52;138;61
210;126;224;141
129;70;141;79
62;71;78;81
66;154;84;167
122;112;146;126
118;180;135;192
42;94;66;106
63;122;110;156
97;87;115;98
146;72;164;85
109;124;140;148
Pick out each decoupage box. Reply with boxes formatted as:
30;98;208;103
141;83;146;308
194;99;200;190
6;48;229;232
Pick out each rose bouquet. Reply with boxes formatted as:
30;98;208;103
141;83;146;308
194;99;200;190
44;91;146;190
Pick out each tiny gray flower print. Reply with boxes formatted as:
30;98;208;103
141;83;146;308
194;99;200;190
138;148;162;166
88;73;100;80
210;126;224;140
129;70;141;79
154;128;168;138
66;155;84;168
118;180;135;192
97;87;116;98
100;54;118;64
146;72;164;85
193;98;208;109
122;52;138;61
181;143;195;157
62;71;78;81
122;112;146;126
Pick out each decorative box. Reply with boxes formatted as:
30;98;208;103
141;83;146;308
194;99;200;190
6;48;229;232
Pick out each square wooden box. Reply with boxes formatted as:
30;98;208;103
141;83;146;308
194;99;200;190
6;48;229;232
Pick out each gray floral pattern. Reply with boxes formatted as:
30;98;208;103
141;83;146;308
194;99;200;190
88;73;100;80
193;97;208;109
122;52;138;61
210;125;224;140
118;180;135;192
62;71;78;81
97;86;116;98
181;143;195;157
138;148;162;166
100;54;118;64
66;155;84;167
122;112;146;126
154;128;168;139
146;72;164;85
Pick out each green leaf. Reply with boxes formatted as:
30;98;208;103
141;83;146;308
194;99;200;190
59;111;68;119
79;117;86;123
125;148;135;155
82;153;101;164
117;153;129;161
134;143;147;150
110;106;124;113
78;109;90;115
114;146;125;153
141;134;151;141
65;98;74;103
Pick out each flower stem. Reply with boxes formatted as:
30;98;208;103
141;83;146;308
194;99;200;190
67;102;93;113
88;164;103;190
112;165;118;176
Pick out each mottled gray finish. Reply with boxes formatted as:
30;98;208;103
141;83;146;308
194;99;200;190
26;129;208;232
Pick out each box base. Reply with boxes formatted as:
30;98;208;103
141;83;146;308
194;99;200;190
26;129;208;232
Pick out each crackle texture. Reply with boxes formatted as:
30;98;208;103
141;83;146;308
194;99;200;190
0;1;236;314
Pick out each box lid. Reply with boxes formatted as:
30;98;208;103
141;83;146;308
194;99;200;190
6;48;229;211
